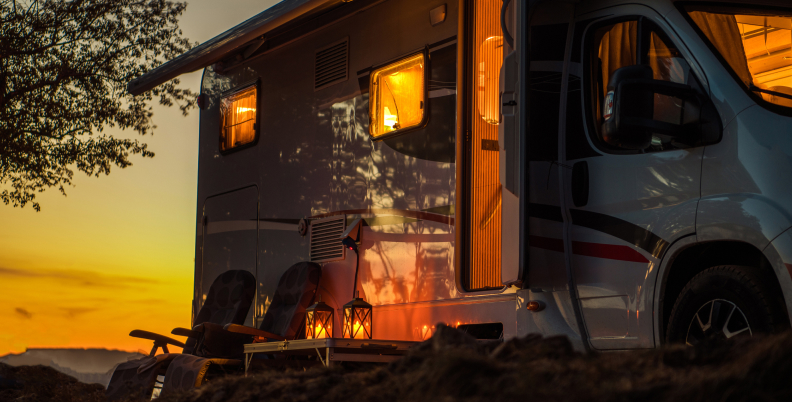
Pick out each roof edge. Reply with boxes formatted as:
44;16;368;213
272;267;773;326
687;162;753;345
127;0;333;96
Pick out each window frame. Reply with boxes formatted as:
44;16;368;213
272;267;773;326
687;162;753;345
678;2;792;118
581;15;708;154
367;49;431;141
218;79;261;155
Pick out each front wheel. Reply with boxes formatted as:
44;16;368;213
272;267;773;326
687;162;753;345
666;265;783;345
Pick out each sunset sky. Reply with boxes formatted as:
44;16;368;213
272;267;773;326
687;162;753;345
0;0;279;356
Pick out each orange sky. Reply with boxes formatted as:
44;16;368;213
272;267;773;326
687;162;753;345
0;0;278;356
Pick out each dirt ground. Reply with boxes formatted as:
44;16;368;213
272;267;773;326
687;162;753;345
5;325;792;401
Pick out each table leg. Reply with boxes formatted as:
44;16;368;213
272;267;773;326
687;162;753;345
244;353;252;377
315;348;326;367
326;347;332;368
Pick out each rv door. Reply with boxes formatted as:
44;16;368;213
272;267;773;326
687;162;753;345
499;0;521;286
199;186;259;328
562;6;707;349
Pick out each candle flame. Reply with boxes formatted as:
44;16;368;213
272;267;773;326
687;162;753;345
353;320;366;339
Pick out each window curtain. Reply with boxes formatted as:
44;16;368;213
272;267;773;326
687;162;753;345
689;11;752;87
599;21;638;94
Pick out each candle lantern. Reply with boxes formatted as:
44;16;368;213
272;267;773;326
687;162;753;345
342;291;373;339
305;295;334;339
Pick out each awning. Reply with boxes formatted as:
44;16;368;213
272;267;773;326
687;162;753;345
127;0;337;95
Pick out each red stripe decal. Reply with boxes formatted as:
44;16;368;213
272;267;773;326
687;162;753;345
572;241;649;263
528;235;565;253
529;235;649;263
785;264;792;280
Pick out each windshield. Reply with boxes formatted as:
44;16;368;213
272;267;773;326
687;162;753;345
685;6;792;108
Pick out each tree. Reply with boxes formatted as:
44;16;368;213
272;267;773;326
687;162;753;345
0;0;196;211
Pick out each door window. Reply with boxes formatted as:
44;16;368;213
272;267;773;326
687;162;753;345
587;18;698;152
648;29;694;138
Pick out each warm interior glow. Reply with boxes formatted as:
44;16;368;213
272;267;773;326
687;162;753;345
689;10;792;107
369;53;425;138
469;0;503;290
220;85;257;150
353;320;365;339
737;15;792;106
343;307;371;339
305;311;332;339
477;35;504;124
313;321;331;339
349;319;370;339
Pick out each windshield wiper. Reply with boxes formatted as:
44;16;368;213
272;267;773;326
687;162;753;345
750;84;792;101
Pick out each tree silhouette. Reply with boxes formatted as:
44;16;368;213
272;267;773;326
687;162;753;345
0;0;196;211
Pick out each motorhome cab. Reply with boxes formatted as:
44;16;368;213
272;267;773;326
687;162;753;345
129;0;792;350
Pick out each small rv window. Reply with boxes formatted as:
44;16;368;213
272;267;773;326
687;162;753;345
477;36;504;124
220;85;257;151
369;53;426;139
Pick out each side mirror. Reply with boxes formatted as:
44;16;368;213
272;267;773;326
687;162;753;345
602;65;721;150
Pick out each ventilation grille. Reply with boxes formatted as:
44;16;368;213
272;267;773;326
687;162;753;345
310;216;346;262
315;39;348;90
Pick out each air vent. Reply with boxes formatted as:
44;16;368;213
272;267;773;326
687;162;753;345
310;216;346;262
315;39;348;90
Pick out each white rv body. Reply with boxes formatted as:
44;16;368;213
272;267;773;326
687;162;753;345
130;0;792;351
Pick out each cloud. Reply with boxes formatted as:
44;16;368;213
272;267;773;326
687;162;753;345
0;267;158;289
14;308;32;319
129;299;167;305
59;307;99;318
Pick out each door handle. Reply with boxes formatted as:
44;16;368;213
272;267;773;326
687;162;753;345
571;161;589;207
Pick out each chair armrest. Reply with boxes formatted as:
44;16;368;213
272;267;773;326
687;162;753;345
171;327;201;338
223;324;286;341
129;330;186;348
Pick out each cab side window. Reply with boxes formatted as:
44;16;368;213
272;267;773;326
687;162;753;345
648;28;694;142
591;21;639;139
587;18;698;152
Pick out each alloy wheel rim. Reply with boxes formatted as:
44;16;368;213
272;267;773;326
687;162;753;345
685;299;752;346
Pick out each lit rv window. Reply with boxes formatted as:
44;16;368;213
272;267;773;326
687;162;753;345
369;53;426;138
478;36;503;124
686;7;792;108
220;85;257;151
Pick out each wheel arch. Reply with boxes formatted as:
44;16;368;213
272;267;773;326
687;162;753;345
655;239;790;344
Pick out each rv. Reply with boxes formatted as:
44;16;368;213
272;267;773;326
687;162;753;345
129;0;792;351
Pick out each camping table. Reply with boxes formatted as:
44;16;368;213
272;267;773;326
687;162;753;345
243;338;418;373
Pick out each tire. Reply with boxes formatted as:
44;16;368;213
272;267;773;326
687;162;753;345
666;265;783;345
